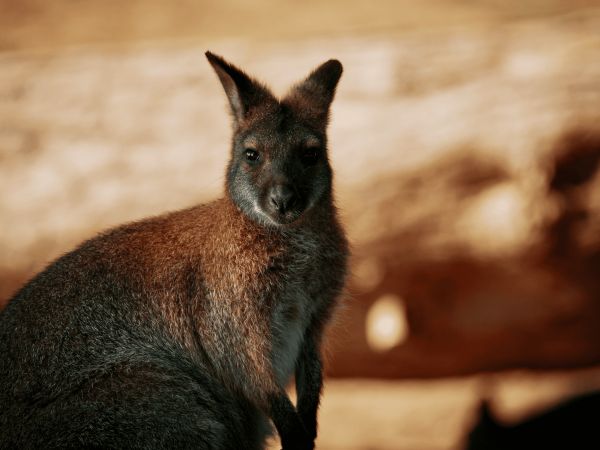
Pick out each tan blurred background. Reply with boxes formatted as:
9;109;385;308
2;1;600;448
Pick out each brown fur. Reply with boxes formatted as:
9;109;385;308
0;53;348;450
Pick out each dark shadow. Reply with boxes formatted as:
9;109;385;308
464;391;600;450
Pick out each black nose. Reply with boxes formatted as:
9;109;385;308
270;184;296;214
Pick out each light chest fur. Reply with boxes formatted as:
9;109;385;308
269;230;323;387
178;200;346;394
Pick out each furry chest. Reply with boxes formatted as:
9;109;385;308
269;288;313;387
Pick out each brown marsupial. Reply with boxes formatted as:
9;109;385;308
0;52;348;449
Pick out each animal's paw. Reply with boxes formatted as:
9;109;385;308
280;430;315;450
281;443;314;450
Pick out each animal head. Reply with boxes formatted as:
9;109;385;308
206;51;342;227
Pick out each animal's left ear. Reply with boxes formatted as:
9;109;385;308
284;59;343;124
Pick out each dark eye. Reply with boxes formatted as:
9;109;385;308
245;148;259;162
301;147;320;165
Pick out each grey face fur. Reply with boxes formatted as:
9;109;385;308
226;110;333;227
206;52;342;227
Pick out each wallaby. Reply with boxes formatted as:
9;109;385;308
0;52;348;450
465;392;600;450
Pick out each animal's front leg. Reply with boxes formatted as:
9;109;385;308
236;345;312;450
294;328;323;443
269;391;313;450
246;330;312;449
197;302;312;449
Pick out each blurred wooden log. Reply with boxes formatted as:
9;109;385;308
325;132;600;378
2;8;600;378
326;256;600;378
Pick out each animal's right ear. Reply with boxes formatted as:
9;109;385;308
205;51;273;125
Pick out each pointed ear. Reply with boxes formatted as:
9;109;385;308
285;59;343;123
205;51;274;124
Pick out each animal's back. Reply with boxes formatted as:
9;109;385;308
0;204;269;449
